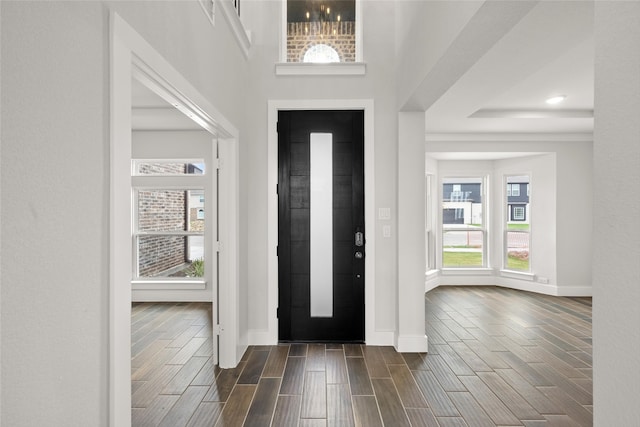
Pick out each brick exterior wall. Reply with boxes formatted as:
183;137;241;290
190;208;205;232
137;163;188;277
287;21;356;62
138;162;188;175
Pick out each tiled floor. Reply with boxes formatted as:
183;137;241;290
131;286;592;426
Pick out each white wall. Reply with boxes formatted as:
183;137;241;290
397;112;428;351
242;1;399;339
395;1;482;110
593;2;640;424
426;139;593;296
1;2;248;425
495;154;557;288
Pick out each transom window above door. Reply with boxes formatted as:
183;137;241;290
285;0;358;63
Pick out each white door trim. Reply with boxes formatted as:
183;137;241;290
110;12;240;427
264;99;388;346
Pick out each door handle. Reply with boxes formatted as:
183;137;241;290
355;231;364;247
355;251;364;259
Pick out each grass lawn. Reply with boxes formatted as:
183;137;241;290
443;251;529;270
443;251;483;267
507;256;529;271
507;223;530;231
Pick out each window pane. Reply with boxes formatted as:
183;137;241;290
310;133;333;318
506;231;529;271
135;161;205;175
137;235;204;278
442;230;484;267
442;178;483;226
425;174;433;270
506;175;530;271
138;190;205;232
287;0;356;63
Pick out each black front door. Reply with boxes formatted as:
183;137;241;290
278;110;365;342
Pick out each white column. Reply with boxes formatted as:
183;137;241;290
396;112;428;352
593;2;640;424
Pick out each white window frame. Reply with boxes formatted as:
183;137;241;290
504;175;531;273
131;168;209;288
425;174;435;271
513;206;525;220
440;176;488;270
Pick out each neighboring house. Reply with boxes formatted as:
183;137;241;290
507;182;530;223
442;183;482;225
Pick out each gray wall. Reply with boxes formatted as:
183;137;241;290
242;1;400;335
1;2;248;425
593;2;640;424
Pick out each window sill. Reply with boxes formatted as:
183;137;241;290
132;280;206;290
499;270;535;281
441;268;494;276
219;0;251;58
275;62;366;76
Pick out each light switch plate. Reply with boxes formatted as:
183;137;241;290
382;225;391;238
378;208;391;220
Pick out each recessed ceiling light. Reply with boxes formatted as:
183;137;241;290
546;95;567;105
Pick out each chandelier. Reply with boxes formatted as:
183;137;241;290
304;3;341;37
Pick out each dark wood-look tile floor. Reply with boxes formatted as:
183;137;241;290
131;287;593;426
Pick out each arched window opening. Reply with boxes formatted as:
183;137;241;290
303;44;340;63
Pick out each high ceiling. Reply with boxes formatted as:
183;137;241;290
132;1;594;140
423;1;594;136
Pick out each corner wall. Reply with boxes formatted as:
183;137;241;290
242;1;399;343
1;2;248;425
593;2;640;423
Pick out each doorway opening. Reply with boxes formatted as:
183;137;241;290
110;13;240;427
266;99;388;347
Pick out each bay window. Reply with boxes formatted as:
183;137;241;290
442;177;486;268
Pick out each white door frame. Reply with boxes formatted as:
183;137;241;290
265;100;391;346
110;12;240;427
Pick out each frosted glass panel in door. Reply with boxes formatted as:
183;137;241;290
310;133;333;317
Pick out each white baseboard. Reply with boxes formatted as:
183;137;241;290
439;275;497;286
555;286;592;297
425;271;440;293
496;278;559;296
132;290;213;302
396;334;429;353
367;330;395;346
247;329;277;346
425;271;592;297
